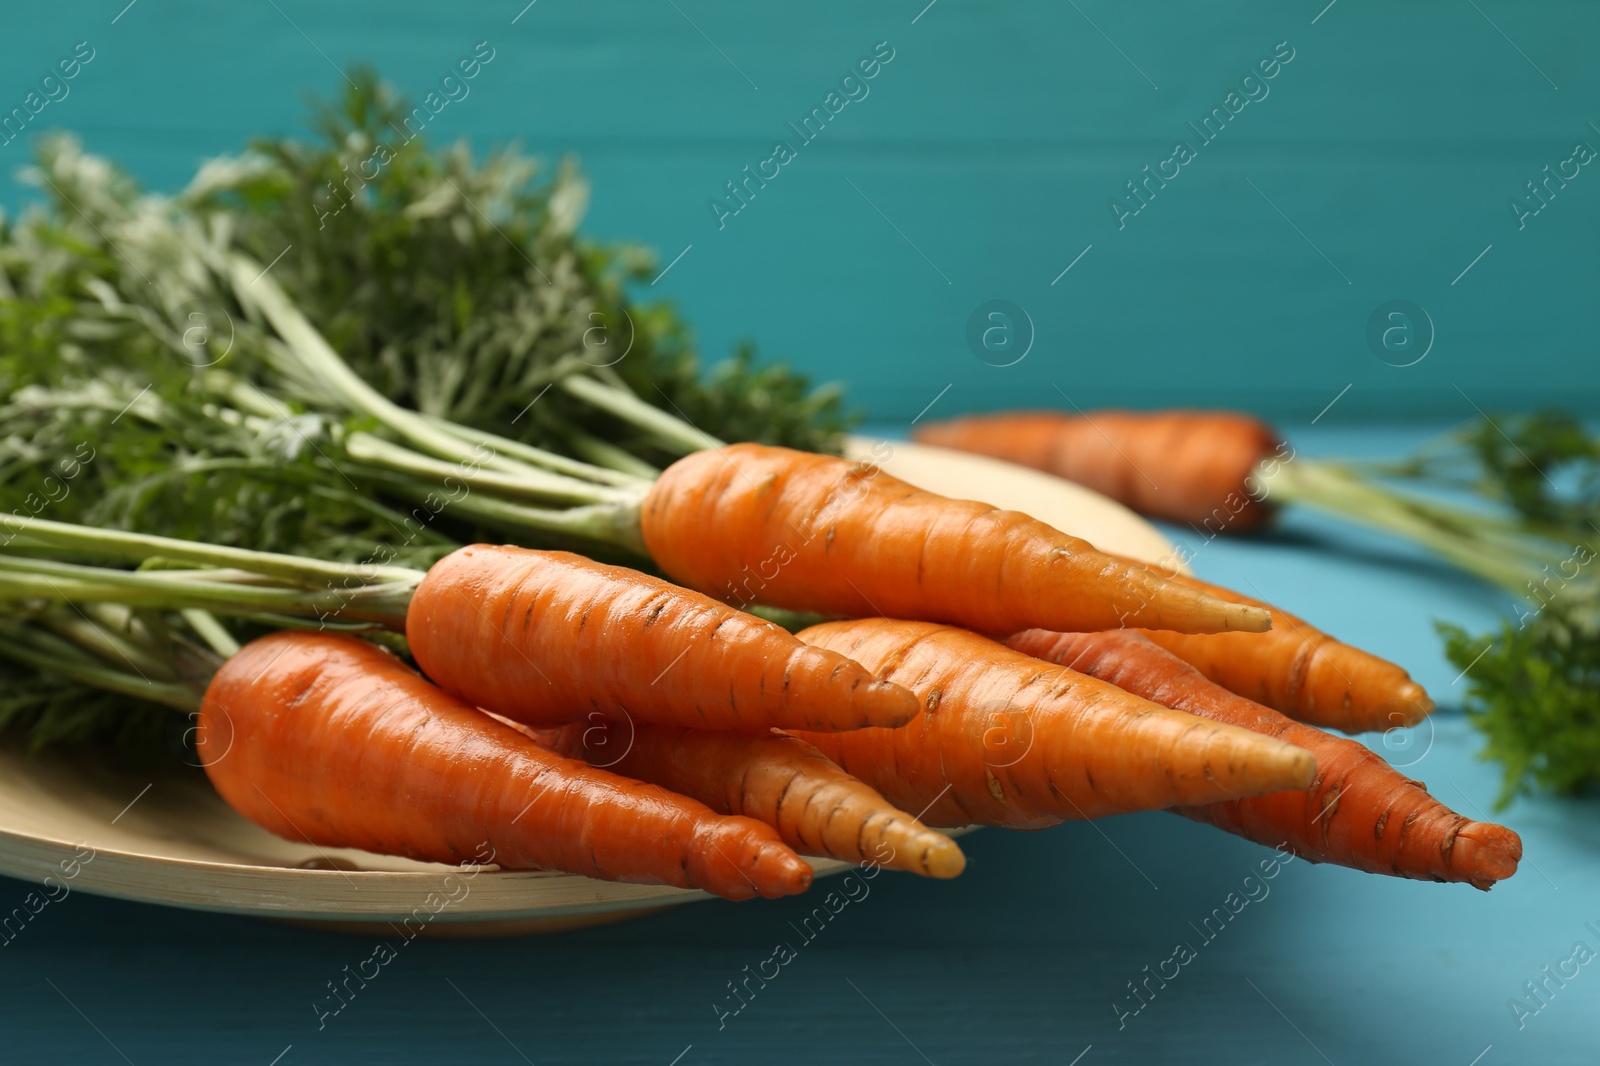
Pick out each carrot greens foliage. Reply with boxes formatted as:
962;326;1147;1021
1441;602;1600;808
182;69;852;463
0;73;853;759
1386;412;1600;807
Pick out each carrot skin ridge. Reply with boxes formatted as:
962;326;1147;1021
640;443;1272;637
912;409;1283;532
544;720;966;879
406;545;919;733
1005;627;1520;889
199;631;813;901
1126;565;1436;733
791;620;1317;830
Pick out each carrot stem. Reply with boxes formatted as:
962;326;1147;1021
0;514;419;586
404;489;647;557
421;414;647;488
218;370;644;496
1266;460;1545;593
343;430;635;506
561;424;662;480
0;561;414;629
179;608;242;658
223;252;629;495
0;622;202;711
38;609;177;682
558;374;725;454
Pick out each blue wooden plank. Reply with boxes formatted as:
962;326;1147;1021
2;1;1594;419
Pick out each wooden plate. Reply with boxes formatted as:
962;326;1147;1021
0;439;1179;935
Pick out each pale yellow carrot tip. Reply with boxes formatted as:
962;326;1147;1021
1228;603;1274;633
1148;583;1273;634
920;837;967;880
1377;682;1436;728
1278;746;1319;791
877;827;967;879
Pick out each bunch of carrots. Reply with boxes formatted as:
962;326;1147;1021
0;431;1521;901
0;80;1524;909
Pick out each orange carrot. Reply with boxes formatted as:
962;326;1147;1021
1006;628;1521;889
406;545;919;733
544;718;966;878
913;409;1285;532
790;620;1316;828
1132;567;1435;732
641;443;1271;636
199;630;813;901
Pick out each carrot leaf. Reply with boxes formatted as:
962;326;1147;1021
1441;601;1600;809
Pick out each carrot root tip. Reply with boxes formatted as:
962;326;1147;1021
1380;683;1437;728
1284;749;1319;790
860;681;923;728
923;841;967;880
1232;605;1273;633
746;842;814;898
767;849;816;897
1452;822;1523;885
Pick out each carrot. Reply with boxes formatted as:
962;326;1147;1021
912;409;1285;532
198;630;814;901
406;545;919;733
641;443;1271;636
1006;628;1521;889
789;620;1316;828
543;718;967;878
1131;567;1435;732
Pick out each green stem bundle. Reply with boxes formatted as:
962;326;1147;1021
1266;460;1558;596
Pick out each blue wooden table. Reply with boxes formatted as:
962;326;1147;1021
2;424;1593;1065
2;2;1596;1059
